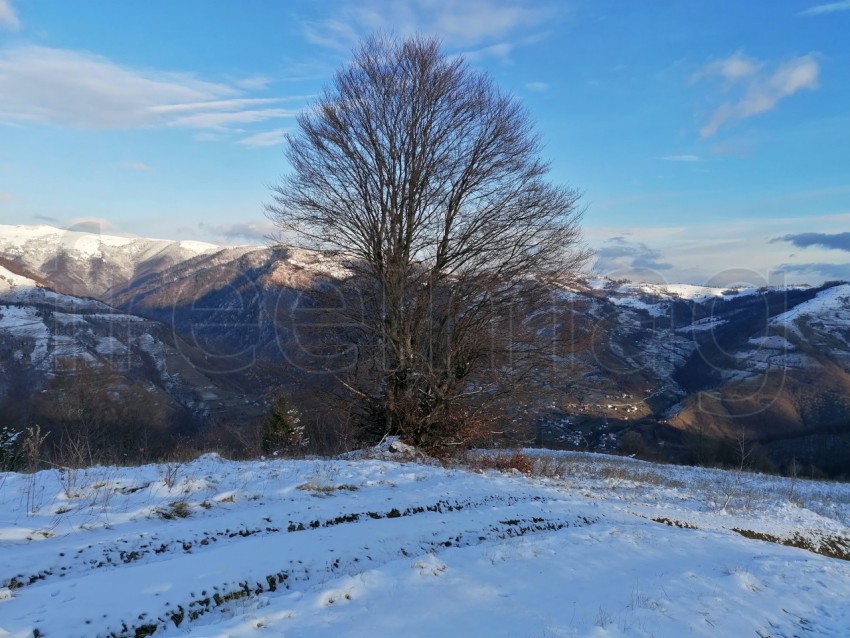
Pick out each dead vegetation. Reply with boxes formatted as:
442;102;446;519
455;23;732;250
731;528;850;561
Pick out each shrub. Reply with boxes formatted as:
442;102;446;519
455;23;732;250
262;394;306;455
467;451;535;475
0;426;22;471
617;431;646;457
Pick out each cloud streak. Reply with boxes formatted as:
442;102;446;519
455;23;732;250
693;53;820;138
199;221;276;244
0;0;19;30
771;232;850;252
800;1;850;15
775;262;850;281
304;0;553;60
594;237;673;278
691;52;760;84
0;45;301;133
238;128;290;148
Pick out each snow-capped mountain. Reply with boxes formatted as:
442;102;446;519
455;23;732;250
0;257;263;428
1;224;849;473
0;224;221;299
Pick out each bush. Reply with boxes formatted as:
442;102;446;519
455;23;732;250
617;431;646;457
467;451;535;475
0;425;22;471
262;394;306;455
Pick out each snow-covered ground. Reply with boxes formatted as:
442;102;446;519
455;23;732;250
1;450;849;637
772;283;850;330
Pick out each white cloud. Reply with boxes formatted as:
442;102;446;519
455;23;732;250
304;0;553;55
428;0;549;46
691;52;760;84
0;46;232;128
463;41;515;63
657;155;702;162
594;237;673;280
149;98;280;115
525;81;549;92
233;76;274;91
800;0;850;15
0;0;20;30
199;220;277;244
169;109;297;130
0;45;302;133
587;213;850;286
238;128;290;148
694;53;820;138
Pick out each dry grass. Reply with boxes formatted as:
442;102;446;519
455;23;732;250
731;528;850;561
467;451;536;475
154;500;192;520
296;483;359;496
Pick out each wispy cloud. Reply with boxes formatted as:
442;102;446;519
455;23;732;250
525;81;550;92
118;161;152;172
800;0;850;15
463;41;516;63
233;76;274;91
0;0;20;30
199;221;276;244
656;155;702;162
594;237;674;278
168;108;297;130
691;52;760;84
304;0;555;60
584;217;850;287
693;53;820;138
0;190;13;202
0;45;302;134
771;232;850;252
149;98;281;116
238;128;290;148
775;262;850;281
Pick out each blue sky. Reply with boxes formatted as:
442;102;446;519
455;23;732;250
1;0;848;286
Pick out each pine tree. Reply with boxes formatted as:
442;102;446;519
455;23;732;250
262;394;305;455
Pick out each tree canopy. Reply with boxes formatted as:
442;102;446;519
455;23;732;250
268;35;588;449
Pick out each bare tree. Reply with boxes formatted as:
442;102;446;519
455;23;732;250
268;35;589;449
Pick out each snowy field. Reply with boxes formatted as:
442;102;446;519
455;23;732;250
1;449;849;637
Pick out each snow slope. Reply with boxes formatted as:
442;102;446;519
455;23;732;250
1;451;849;637
0;225;218;261
772;283;850;327
0;225;222;299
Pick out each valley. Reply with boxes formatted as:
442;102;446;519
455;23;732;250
1;224;849;475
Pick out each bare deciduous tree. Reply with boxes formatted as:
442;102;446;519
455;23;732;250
268;35;589;449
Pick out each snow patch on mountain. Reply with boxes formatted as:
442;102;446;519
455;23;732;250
772;283;850;328
0;305;51;367
0;224;223;298
607;294;670;317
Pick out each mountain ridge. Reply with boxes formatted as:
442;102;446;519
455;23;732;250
1;224;848;473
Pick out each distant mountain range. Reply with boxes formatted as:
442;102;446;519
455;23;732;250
1;224;848;473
